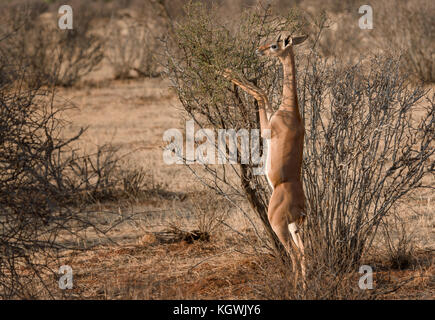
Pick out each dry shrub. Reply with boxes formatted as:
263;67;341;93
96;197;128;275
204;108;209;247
105;20;159;79
63;150;166;204
160;193;231;244
121;167;150;199
307;11;365;63
0;1;49;88
0;17;142;298
0;82;127;297
380;213;417;270
164;1;434;297
102;0;184;80
299;0;435;83
0;0;104;87
183;194;231;237
301;0;363;14
65;145;123;204
299;52;434;272
120;166;169;201
0;83;159;296
372;0;434;83
0;79;82;298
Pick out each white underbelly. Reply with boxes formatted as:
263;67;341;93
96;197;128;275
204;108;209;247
265;112;273;190
265;139;273;190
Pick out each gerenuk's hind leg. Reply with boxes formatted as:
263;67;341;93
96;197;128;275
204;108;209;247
268;195;301;284
270;218;301;284
289;222;306;285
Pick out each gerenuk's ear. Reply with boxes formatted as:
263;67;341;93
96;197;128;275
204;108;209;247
284;35;291;47
291;35;308;46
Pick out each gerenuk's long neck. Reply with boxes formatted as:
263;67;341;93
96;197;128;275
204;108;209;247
279;49;300;114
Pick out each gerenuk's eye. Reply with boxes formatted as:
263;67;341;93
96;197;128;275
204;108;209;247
270;45;278;50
